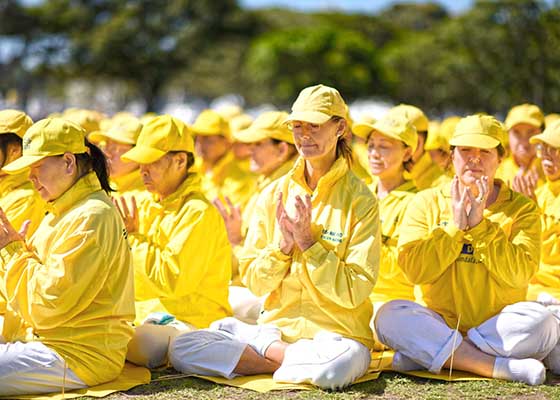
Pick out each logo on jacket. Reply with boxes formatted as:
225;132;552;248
321;229;343;244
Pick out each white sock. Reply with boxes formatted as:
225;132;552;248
492;357;546;386
392;351;424;372
210;317;281;357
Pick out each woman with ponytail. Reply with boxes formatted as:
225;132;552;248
0;118;135;395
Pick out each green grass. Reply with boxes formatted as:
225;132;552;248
91;370;560;400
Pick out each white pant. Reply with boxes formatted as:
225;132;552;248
169;320;371;390
0;341;86;396
374;300;560;373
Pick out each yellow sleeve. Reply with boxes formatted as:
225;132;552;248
302;200;380;309
0;214;116;330
239;188;292;296
466;205;541;288
3;191;46;236
397;192;465;284
130;202;231;299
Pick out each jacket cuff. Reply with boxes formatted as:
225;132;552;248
0;240;25;270
466;218;496;242
302;241;328;267
443;224;466;242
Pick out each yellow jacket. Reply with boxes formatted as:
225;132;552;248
369;180;417;303
406;152;444;190
397;181;541;332
352;142;373;185
528;179;560;300
496;156;545;187
199;152;256;209
239;157;380;347
0;171;46;316
231;157;296;285
0;172;135;386
130;172;232;328
111;168;145;193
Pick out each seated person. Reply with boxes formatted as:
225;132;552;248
114;115;232;368
526;120;560;304
191;109;255;209
362;115;418;306
0;118;134;395
214;111;298;323
168;84;380;390
374;115;558;386
0;110;47;338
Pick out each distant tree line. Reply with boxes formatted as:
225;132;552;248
1;0;559;115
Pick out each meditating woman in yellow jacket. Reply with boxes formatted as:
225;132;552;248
115;115;232;369
0;118;135;395
374;115;558;386
526;120;560;303
169;84;380;390
0;110;47;338
361;115;418;306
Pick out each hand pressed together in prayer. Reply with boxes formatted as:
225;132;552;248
276;192;315;255
113;196;139;234
451;175;490;231
511;168;538;201
213;196;243;246
0;208;29;249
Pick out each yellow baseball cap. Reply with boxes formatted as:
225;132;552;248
505;104;544;130
425;116;461;152
545;113;560;128
284;84;348;125
89;117;143;145
121;115;194;164
351;116;377;140
450;115;506;149
0;109;33;138
369;115;418;152
530;119;560;148
387;104;429;132
190;109;231;139
3;118;87;174
233;111;294;145
63;109;103;134
229;114;254;135
216;104;243;122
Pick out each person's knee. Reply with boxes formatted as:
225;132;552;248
169;329;245;378
126;324;179;368
374;300;421;344
311;336;371;390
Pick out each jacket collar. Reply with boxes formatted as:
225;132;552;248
47;172;102;217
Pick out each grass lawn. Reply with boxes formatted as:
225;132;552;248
96;370;560;400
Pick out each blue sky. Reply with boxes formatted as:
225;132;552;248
19;0;475;14
239;0;474;14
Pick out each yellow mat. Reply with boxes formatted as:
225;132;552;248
191;350;487;393
3;363;151;400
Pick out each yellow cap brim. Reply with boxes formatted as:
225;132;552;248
506;117;542;131
121;146;166;164
284;111;332;125
530;133;560;148
449;134;500;149
352;123;375;140
233;128;268;144
2;155;47;174
88;131;136;145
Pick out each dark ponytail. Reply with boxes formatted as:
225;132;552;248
75;140;114;194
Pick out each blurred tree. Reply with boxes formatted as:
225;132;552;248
35;0;255;111
243;24;387;105
378;2;448;31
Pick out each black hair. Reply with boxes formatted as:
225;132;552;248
75;140;114;194
0;133;22;154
